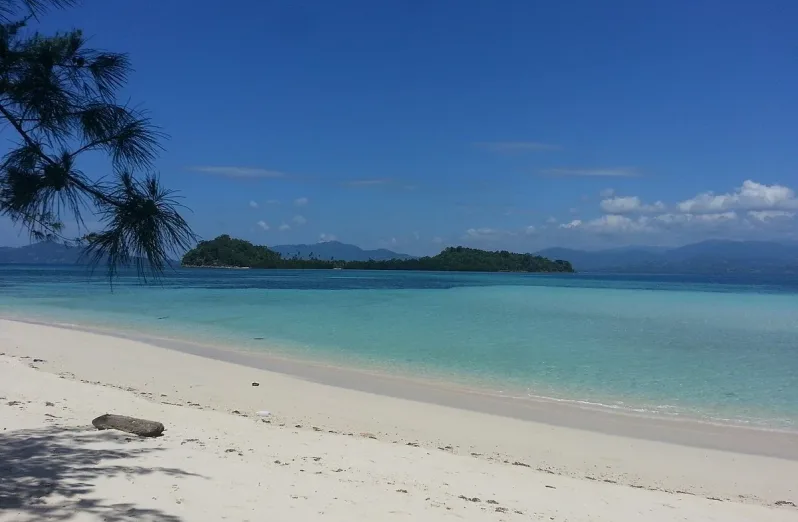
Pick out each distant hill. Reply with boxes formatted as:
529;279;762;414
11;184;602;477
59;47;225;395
0;241;177;267
0;241;84;264
270;241;413;261
537;240;798;274
534;247;662;271
6;238;798;275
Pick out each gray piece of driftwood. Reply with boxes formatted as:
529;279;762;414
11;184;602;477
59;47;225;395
92;414;165;437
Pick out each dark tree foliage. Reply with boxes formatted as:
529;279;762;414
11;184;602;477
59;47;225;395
182;234;283;268
0;0;195;281
348;246;575;273
182;235;575;273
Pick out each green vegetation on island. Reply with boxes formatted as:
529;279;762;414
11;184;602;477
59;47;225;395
182;235;574;273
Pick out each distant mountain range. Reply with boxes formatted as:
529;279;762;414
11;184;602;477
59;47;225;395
3;239;798;274
270;241;414;261
0;241;85;264
537;240;798;274
0;240;414;265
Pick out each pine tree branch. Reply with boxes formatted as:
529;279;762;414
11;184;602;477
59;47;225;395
0;103;49;161
0;101;120;207
1;5;196;282
69;135;115;159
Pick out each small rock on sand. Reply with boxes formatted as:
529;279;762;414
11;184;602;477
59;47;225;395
92;414;164;437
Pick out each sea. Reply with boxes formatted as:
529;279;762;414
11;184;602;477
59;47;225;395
1;264;797;430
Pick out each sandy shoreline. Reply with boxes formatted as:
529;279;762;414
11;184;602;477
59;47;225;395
2;318;797;520
9;315;798;458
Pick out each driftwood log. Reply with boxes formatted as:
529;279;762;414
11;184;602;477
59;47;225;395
92;414;165;437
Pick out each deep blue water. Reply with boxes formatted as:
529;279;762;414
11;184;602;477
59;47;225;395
2;265;798;428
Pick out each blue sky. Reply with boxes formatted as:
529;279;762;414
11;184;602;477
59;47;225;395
2;0;798;254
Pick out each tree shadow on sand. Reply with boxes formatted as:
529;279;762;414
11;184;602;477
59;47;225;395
0;425;202;521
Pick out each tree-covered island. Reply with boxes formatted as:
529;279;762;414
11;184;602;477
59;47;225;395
182;235;574;273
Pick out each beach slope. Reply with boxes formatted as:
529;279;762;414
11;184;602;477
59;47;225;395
1;320;796;521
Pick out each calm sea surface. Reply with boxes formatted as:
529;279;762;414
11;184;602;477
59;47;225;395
2;265;798;428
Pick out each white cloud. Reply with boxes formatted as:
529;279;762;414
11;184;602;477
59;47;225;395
278;223;291;231
699;212;738;223
601;196;639;213
292;215;307;225
748;210;795;222
319;233;337;242
249;200;259;208
294;197;309;207
559;215;652;233
599;188;615;198
551;180;798;243
542;167;640;177
546;216;558;224
559;220;582;229
677;180;798;214
525;225;537;235
600;196;665;214
587;215;652;233
464;227;514;240
651;213;686;225
256;220;269;231
649;201;667;212
476;141;560;153
654;212;738;225
189;166;286;179
559;210;764;236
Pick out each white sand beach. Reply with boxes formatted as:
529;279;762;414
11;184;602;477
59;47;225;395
1;318;797;521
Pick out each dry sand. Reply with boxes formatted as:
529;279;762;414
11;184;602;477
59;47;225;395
1;319;797;521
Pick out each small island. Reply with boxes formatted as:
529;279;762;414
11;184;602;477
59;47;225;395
182;235;574;273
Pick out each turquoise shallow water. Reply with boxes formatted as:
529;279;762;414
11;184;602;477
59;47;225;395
2;265;798;428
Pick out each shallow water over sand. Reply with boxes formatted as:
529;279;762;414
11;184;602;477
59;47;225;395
2;265;797;428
